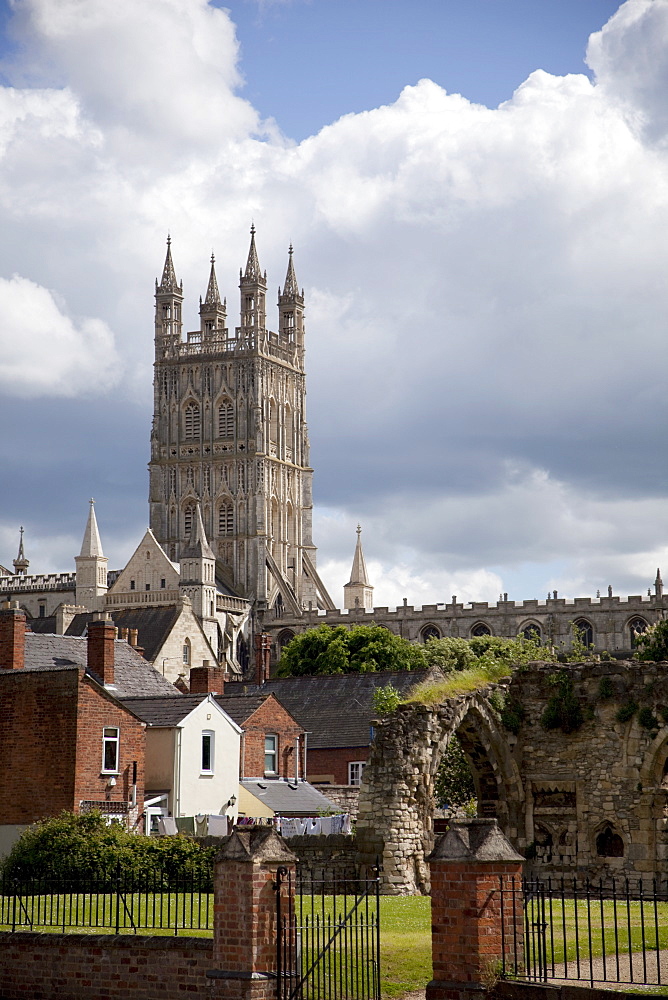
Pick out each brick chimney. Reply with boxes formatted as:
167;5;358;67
255;632;272;686
190;660;225;695
0;600;26;670
87;613;116;685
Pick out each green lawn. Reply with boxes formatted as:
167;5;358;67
3;889;666;998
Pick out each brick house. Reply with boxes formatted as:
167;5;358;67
238;669;443;786
0;602;179;856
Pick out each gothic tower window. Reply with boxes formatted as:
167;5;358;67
219;502;234;536
421;624;441;642
184;403;200;439
218;401;234;438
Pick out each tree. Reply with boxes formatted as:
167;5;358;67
278;624;426;676
434;735;476;808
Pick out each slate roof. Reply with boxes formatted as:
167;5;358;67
22;633;181;699
224;669;443;749
53;607;183;663
241;779;337;816
216;693;302;730
122;694;209;727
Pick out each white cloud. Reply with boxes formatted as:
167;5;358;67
0;274;120;397
0;0;666;605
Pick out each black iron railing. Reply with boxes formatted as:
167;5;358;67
0;865;213;935
275;864;381;1000
500;875;668;987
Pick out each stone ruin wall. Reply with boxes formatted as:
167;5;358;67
356;660;668;894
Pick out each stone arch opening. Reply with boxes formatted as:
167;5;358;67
595;824;624;858
356;689;523;894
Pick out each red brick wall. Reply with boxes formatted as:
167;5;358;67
0;665;145;826
0;932;215;1000
305;746;369;785
0;667;79;824
74;676;145;818
241;696;304;780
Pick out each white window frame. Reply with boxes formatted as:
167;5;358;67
264;734;278;775
348;761;366;786
201;731;215;774
102;727;120;774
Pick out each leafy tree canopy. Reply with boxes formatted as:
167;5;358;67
421;633;552;673
278;624;426;676
434;735;476;808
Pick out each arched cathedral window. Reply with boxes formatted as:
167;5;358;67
184;506;195;538
573;618;594;648
421;625;441;642
218;401;234;438
184;403;200;439
628;617;648;647
522;623;541;642
471;622;492;637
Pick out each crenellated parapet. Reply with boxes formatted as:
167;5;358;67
266;589;668;660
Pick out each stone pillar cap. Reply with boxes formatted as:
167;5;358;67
427;818;524;863
215;826;297;864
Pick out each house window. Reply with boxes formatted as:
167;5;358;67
265;735;277;775
201;731;214;773
102;727;120;773
349;761;366;786
183;638;191;665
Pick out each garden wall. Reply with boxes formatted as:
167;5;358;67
0;931;213;1000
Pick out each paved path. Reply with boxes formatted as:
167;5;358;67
538;949;668;990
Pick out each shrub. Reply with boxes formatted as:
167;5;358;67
0;811;215;889
500;698;526;735
598;676;614;700
372;683;401;716
278;624;426;676
541;671;584;733
635;620;668;662
616;700;638;724
638;707;659;731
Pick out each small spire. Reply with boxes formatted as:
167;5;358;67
656;568;663;598
157;234;180;293
281;243;300;297
182;501;215;561
79;499;104;558
13;526;29;575
244;224;262;281
203;252;222;307
348;524;370;586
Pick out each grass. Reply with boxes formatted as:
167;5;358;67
3;889;667;997
403;662;512;705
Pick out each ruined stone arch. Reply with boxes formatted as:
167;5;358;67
639;727;668;788
592;820;625;858
356;686;523;894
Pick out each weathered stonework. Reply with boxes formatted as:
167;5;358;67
356;660;668;894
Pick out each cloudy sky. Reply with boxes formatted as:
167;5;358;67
0;0;666;611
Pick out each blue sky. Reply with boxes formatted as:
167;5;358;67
0;0;666;611
224;0;621;140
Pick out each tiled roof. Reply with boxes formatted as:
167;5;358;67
225;669;443;749
22;633;180;699
215;695;269;725
241;779;337;816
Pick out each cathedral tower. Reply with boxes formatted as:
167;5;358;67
149;229;334;618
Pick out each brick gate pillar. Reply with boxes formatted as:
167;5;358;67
426;818;524;1000
207;827;297;1000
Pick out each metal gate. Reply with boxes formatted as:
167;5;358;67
274;864;381;1000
